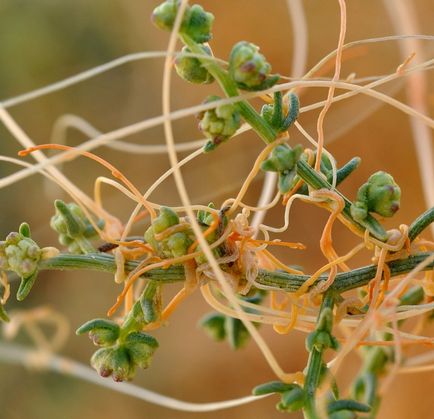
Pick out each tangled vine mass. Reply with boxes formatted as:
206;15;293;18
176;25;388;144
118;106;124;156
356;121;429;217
1;1;434;418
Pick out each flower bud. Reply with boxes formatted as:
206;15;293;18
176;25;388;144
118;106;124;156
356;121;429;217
261;144;303;194
351;171;401;223
228;41;279;91
175;45;214;84
76;318;121;347
165;232;192;257
124;331;159;370
152;207;180;234
110;346;135;382
198;96;241;152
50;200;102;253
152;1;214;43
91;347;115;378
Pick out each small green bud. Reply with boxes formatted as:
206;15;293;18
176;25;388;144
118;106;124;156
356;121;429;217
199;312;226;341
199;96;241;152
111;346;135;382
152;1;214;43
175;45;214;84
50;200;101;253
91;347;115;378
76;318;121;347
261;144;303;194
166;232;192;257
277;386;305;413
0;232;41;278
183;4;214;43
228;41;279;91
152;207;179;234
124;331;159;370
152;0;179;32
351;171;401;223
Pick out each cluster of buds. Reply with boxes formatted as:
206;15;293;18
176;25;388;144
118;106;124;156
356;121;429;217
350;171;401;224
77;318;159;382
152;0;214;43
50;200;103;254
0;223;57;302
198;96;241;152
260;143;304;194
228;41;279;91
144;207;193;258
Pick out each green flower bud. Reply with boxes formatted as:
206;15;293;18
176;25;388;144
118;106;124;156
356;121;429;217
199;312;226;341
91;347;115;378
261;144;303;194
183;4;214;43
166;232;192;257
50;200;102;253
76;318;121;347
151;0;179;32
228;41;279;91
175;45;214;84
152;1;214;43
306;330;339;352
110;346;135;382
199;96;241;152
152;207;180;234
277;386;305;413
124;331;159;370
351;171;401;223
0;231;41;278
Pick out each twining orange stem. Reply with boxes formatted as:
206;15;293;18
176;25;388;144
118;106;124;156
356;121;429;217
19;144;157;219
248;239;306;250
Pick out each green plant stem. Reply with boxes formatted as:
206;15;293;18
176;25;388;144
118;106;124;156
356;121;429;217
408;206;434;242
303;291;335;419
296;159;388;241
180;34;277;144
37;252;434;294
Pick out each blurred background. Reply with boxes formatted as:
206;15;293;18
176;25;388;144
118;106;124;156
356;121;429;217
0;0;433;418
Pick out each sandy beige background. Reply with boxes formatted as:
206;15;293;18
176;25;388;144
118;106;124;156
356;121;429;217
0;1;433;418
